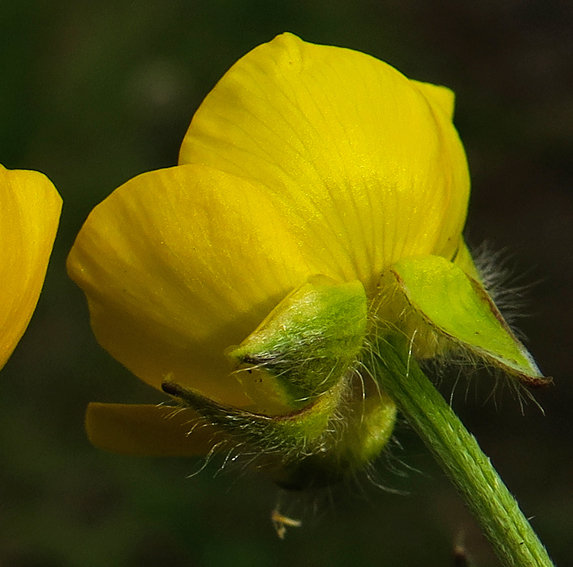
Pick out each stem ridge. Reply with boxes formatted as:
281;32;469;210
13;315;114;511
372;336;554;567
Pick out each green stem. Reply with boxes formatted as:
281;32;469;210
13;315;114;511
371;336;554;567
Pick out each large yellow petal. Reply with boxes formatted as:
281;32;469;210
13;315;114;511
180;33;470;295
0;165;61;370
67;164;312;407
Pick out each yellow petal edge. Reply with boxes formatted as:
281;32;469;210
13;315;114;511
0;165;62;370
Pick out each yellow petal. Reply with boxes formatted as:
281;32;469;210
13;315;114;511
0;165;61;370
412;80;456;120
67;164;311;407
86;403;225;456
180;33;470;294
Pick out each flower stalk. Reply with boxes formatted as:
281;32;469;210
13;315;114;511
371;335;554;567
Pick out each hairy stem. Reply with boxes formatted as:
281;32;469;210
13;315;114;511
371;336;554;567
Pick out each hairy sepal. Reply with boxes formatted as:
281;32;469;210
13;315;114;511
227;276;368;407
381;255;550;387
163;277;397;489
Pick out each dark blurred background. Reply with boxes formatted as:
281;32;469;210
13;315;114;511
1;1;572;566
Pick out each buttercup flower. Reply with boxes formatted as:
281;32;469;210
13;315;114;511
68;33;543;489
1;164;61;371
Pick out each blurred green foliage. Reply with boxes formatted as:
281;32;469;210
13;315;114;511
1;1;572;566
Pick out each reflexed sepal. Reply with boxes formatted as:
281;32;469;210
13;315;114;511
227;276;368;405
161;378;345;459
383;255;551;387
274;388;397;490
162;276;395;490
162;376;397;490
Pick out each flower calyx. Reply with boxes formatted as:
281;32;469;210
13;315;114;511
162;276;397;489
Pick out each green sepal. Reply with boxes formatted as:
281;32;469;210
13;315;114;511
162;376;397;490
385;255;551;387
162;276;397;490
161;377;345;460
273;385;397;491
227;276;368;404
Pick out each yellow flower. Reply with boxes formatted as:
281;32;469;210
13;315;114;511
1;164;62;370
68;33;475;487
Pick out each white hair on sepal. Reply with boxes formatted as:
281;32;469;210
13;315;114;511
420;330;545;416
359;424;420;494
471;240;540;332
469;242;549;410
